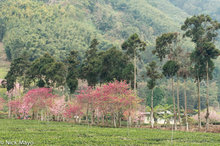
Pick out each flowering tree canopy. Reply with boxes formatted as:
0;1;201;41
21;88;55;114
8;81;142;126
8;98;21;117
76;80;140;127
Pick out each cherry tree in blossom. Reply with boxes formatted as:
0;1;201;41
64;100;83;123
77;80;140;127
8;98;21;118
49;96;66;121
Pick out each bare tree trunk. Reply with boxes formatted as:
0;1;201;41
127;110;132;128
102;114;105;126
184;79;188;131
197;79;201;130
91;109;95;125
129;80;132;89
134;50;137;91
8;95;11;118
172;78;177;130
41;110;43;121
150;88;154;128
113;113;116;128
105;115;108;125
46;111;49;122
79;117;81;124
205;62;210;131
36;111;39;120
177;76;181;127
117;112;120;128
86;104;89;125
129;116;132;127
128;101;132;127
32;111;35;120
97;116;100;125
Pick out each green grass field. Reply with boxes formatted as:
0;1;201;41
0;119;220;145
0;67;8;79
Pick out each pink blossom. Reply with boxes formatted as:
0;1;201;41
64;102;83;118
49;97;66;116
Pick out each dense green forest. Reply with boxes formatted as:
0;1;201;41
0;0;189;61
1;0;220;131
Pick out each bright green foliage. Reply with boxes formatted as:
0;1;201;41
162;60;179;78
1;119;220;145
66;50;80;94
100;47;133;83
153;104;173;125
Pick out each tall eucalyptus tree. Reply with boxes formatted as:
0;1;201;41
182;15;220;130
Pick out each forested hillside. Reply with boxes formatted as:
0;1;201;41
169;0;220;21
1;0;220;60
0;0;189;61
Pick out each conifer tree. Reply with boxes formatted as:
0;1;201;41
66;50;80;94
81;39;102;87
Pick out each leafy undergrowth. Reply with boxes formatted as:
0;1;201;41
0;119;220;145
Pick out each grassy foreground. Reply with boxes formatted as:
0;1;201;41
0;119;220;145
